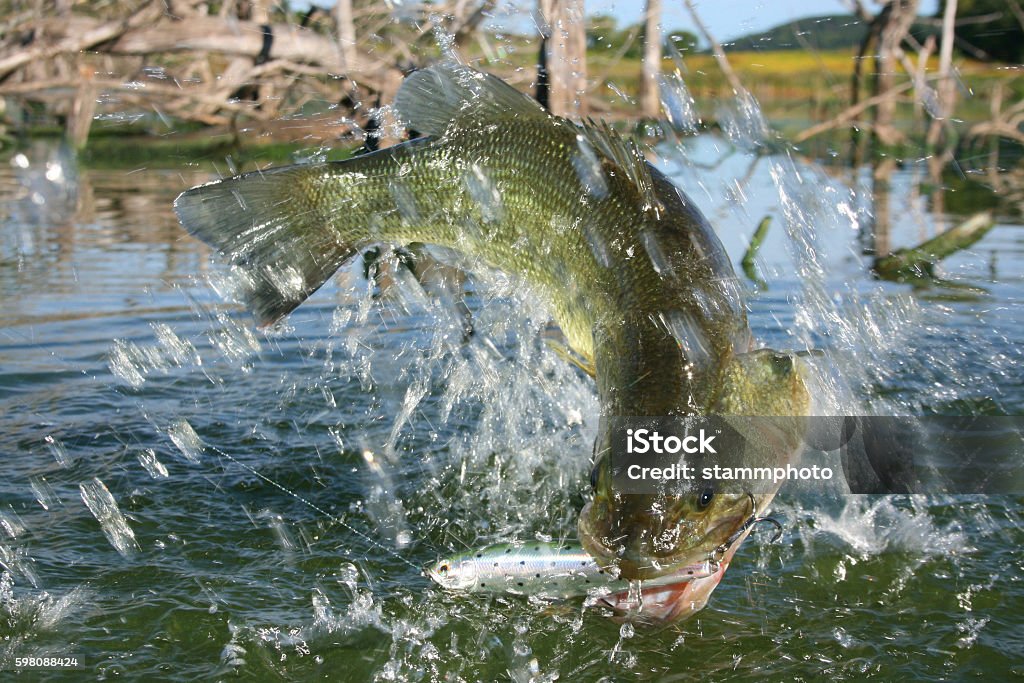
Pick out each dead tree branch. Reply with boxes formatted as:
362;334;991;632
683;0;744;95
794;81;916;143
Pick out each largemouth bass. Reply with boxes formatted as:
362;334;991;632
174;62;810;623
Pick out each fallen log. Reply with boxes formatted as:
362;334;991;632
13;13;390;80
873;210;995;281
109;16;377;75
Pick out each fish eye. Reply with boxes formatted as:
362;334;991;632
770;353;793;376
698;486;715;510
438;563;449;574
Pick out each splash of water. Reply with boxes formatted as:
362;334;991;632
79;478;140;557
3;31;1018;678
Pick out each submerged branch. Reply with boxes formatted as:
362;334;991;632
741;216;771;289
873;211;995;282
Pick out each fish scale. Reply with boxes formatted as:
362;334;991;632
175;81;742;404
175;61;812;620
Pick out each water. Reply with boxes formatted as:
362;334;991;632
1;135;1022;680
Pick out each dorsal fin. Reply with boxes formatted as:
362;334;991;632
577;119;662;215
395;62;662;214
394;61;550;138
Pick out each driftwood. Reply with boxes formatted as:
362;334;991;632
845;0;920;148
872;0;920;146
874;211;995;282
793;81;915;143
0;1;164;80
925;0;959;181
0;0;492;148
103;16;381;75
969;90;1024;146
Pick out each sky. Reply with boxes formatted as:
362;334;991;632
497;0;940;43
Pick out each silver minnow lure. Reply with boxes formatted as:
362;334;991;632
427;541;719;600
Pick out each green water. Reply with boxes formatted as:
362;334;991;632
0;136;1022;680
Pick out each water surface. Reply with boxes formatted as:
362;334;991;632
1;137;1021;680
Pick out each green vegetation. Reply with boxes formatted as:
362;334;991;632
725;14;870;51
944;0;1024;62
578;42;1015;136
726;7;1024;64
586;14;698;58
724;13;940;52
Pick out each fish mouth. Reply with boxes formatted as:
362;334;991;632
589;526;753;624
578;491;773;623
577;501;751;581
593;550;728;624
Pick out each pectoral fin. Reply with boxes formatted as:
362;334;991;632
544;332;596;377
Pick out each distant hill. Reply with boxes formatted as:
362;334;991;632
722;14;939;52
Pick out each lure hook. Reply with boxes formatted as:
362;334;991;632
713;494;785;560
749;516;784;544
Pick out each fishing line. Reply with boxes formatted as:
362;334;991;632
113;282;424;575
206;443;424;574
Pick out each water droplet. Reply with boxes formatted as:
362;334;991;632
658;72;700;134
137;449;169;478
44;435;72;468
167;419;204;463
79;478;139;557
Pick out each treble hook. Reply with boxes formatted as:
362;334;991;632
748;516;784;544
713;495;785;561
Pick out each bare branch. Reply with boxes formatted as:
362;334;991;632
842;0;874;23
794;80;916;143
1009;0;1024;31
0;1;162;80
453;0;497;47
682;0;744;95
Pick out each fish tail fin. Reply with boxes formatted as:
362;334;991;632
174;164;357;327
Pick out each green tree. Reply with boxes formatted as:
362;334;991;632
943;0;1024;63
664;29;698;53
616;23;646;59
586;14;620;51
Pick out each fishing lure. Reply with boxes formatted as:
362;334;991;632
428;541;720;599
